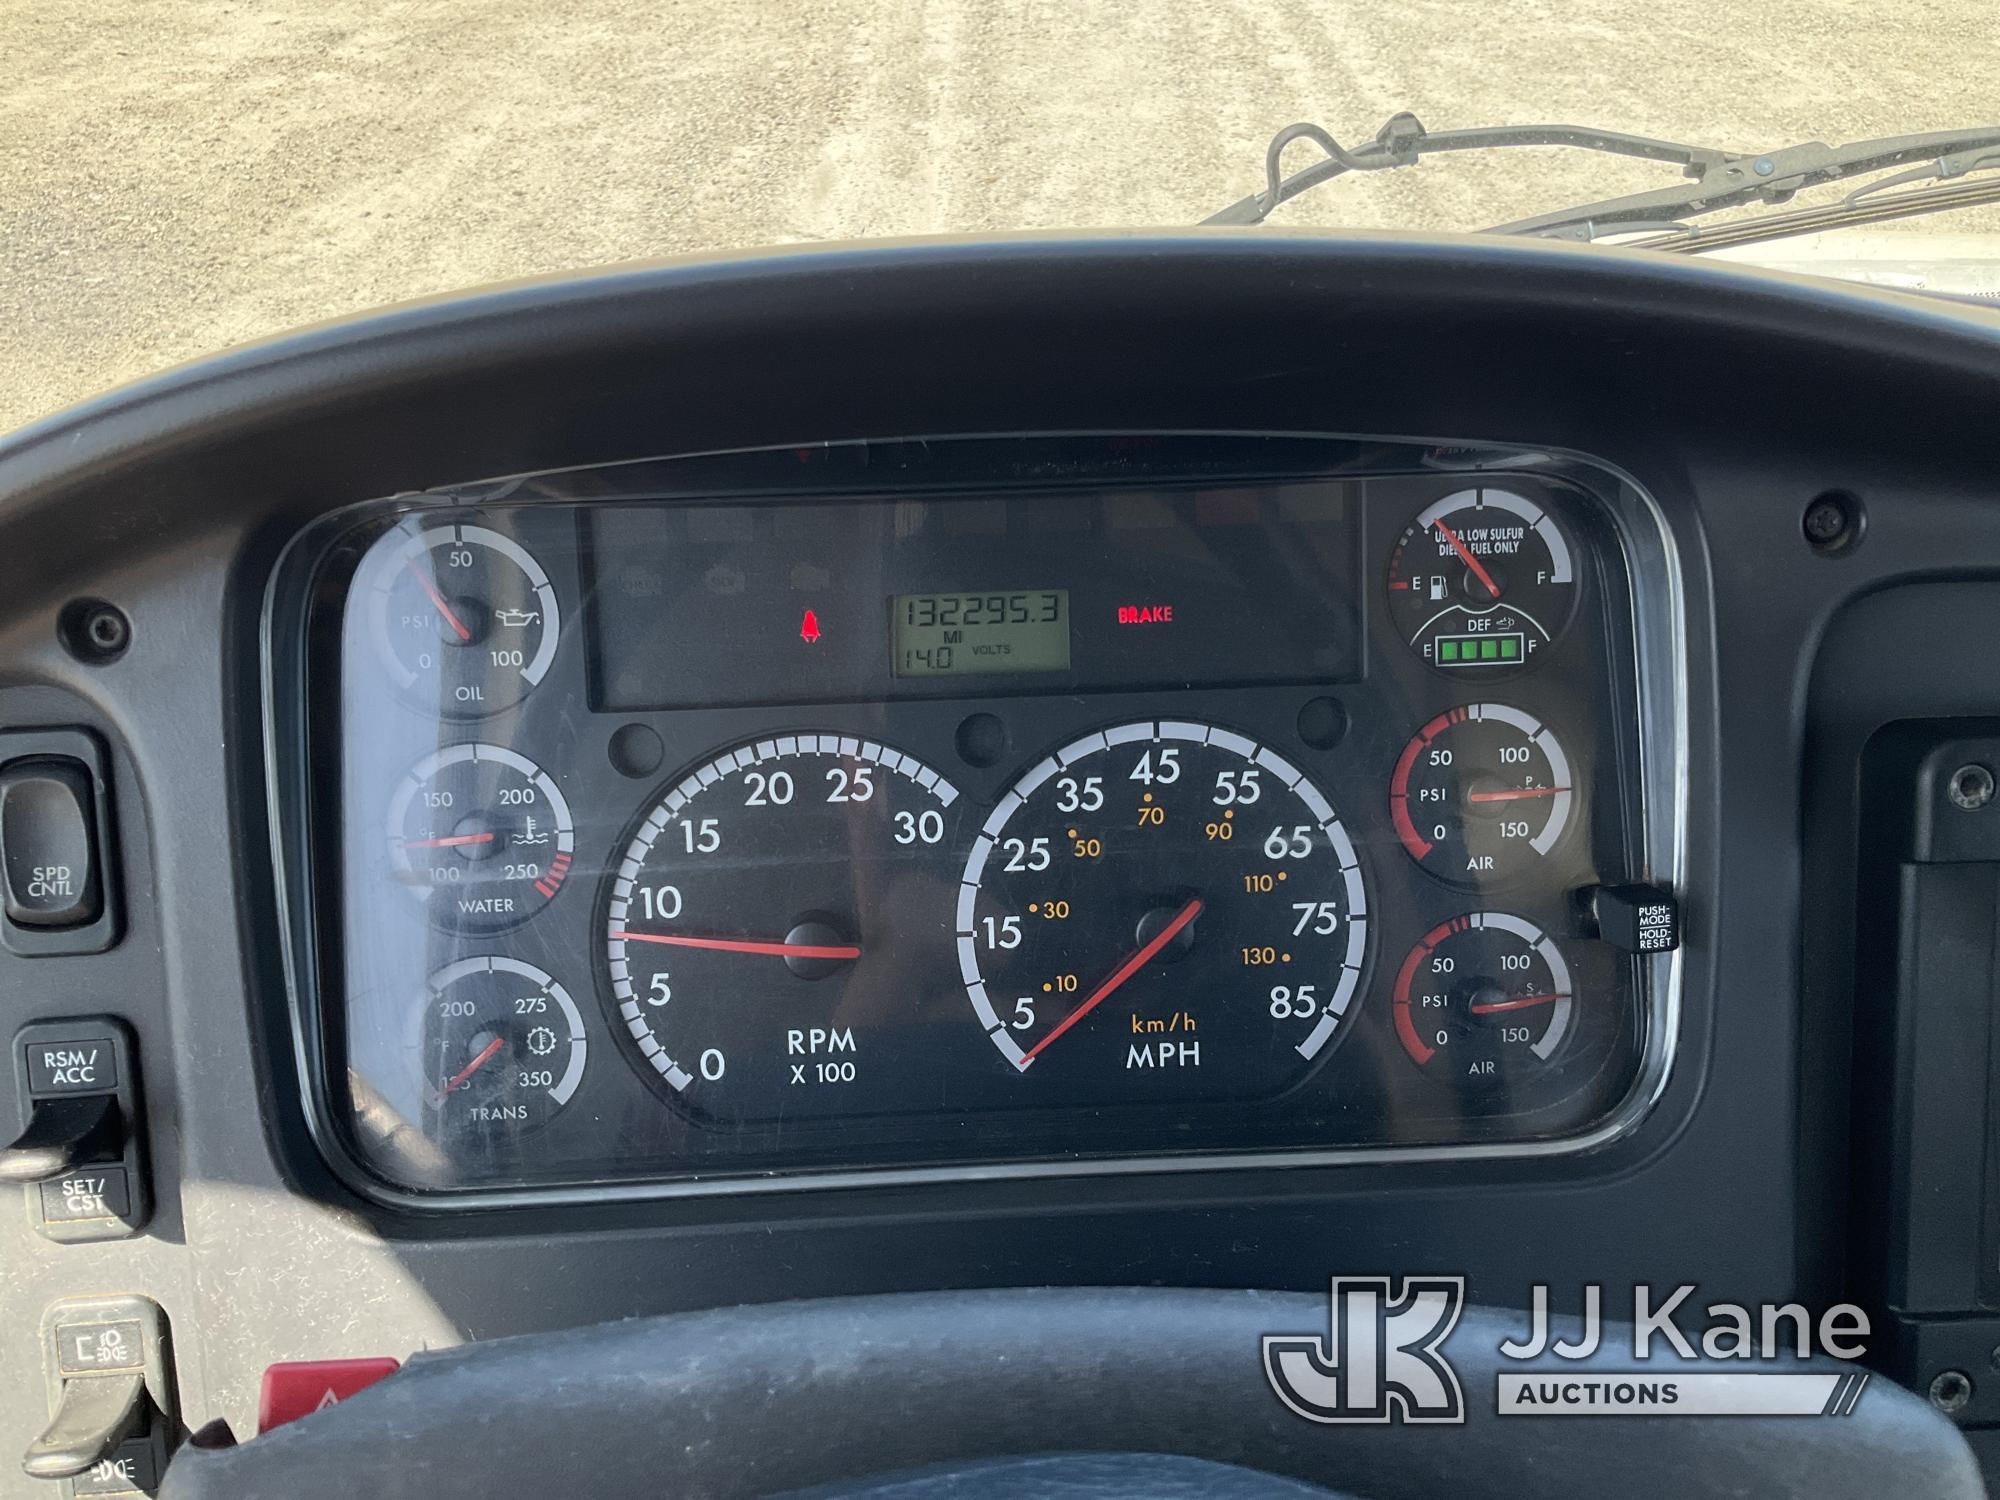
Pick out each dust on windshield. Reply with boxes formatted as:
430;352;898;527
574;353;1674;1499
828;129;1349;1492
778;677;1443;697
4;2;1995;433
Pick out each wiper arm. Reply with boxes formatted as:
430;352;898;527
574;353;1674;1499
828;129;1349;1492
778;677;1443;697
1202;114;1734;227
1615;147;2000;255
1205;113;2000;245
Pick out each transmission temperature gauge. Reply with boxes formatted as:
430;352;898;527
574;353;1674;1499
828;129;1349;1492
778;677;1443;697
417;957;589;1149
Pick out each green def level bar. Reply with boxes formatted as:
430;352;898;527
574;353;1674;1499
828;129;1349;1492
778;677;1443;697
1436;632;1523;665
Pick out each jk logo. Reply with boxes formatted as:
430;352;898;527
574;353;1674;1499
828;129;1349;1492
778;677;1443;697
1264;1276;1467;1424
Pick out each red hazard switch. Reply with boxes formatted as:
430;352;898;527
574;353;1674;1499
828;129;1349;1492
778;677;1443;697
257;1357;401;1432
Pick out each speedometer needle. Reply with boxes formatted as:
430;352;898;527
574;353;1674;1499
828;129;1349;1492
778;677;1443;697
441;1035;506;1096
1468;992;1567;1016
609;930;862;962
1017;896;1205;1068
1431;519;1502;602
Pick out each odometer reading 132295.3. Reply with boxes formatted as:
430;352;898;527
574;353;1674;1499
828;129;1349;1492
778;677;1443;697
959;721;1368;1104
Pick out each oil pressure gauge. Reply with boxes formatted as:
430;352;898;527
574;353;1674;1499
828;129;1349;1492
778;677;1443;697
364;521;561;716
1387;488;1576;674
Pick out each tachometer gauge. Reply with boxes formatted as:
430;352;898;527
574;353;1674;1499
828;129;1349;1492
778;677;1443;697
365;522;560;716
604;735;967;1123
1390;704;1575;885
417;957;588;1148
1392;913;1574;1089
959;721;1367;1100
386;744;575;932
1386;489;1575;673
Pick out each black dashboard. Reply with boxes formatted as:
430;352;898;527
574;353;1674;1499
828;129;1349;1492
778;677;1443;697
5;232;2000;1494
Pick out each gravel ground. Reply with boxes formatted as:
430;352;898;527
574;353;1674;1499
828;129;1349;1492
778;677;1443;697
3;0;1997;433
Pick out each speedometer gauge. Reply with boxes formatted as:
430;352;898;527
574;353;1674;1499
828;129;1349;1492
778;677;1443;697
604;735;967;1123
959;721;1368;1100
1386;488;1575;674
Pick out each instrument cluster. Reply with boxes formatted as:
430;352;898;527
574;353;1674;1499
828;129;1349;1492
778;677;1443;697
280;437;1681;1200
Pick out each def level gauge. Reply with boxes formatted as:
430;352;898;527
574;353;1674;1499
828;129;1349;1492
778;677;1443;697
1386;489;1576;675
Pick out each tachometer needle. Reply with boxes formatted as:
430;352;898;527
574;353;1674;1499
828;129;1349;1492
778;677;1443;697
441;1035;506;1095
609;930;862;962
406;560;474;643
1465;786;1570;804
1431;519;1502;603
402;831;499;849
1468;992;1567;1016
1018;896;1205;1067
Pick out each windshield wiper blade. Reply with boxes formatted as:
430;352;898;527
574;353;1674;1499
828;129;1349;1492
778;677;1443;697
1205;114;2000;244
1614;147;2000;254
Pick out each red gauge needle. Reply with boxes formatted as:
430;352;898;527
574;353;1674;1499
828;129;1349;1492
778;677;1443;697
401;831;499;849
406;560;473;643
609;930;862;962
1465;786;1571;804
1468;992;1568;1016
441;1035;506;1095
1018;896;1205;1068
1431;519;1502;602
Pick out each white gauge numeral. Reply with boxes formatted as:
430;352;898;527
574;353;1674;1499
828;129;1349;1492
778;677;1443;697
681;818;721;854
1290;901;1341;936
638;884;683;920
1056;775;1104;812
1268;984;1320;1020
1263;825;1315;859
983;915;1023;950
1129;747;1180;784
1211;768;1262;805
743;770;794;806
895;808;945;845
1003;836;1051;872
825;764;875;803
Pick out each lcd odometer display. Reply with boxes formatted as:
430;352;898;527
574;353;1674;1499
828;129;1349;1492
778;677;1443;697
892;590;1070;677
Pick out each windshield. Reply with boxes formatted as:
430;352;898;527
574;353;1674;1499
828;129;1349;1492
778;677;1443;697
6;4;1997;432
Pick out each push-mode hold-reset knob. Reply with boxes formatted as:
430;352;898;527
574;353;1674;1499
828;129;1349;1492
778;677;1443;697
0;1094;120;1182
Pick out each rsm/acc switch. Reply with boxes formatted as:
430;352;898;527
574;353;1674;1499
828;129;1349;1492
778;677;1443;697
1;1020;148;1243
0;728;120;957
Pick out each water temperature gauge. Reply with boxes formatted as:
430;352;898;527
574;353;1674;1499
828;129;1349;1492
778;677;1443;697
387;744;575;932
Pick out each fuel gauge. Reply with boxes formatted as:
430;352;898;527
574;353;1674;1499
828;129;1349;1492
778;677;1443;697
1387;489;1576;674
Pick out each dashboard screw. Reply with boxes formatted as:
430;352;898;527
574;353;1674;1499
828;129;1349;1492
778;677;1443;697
1802;492;1862;553
57;599;130;665
1930;1370;1974;1414
1949;764;1994;812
